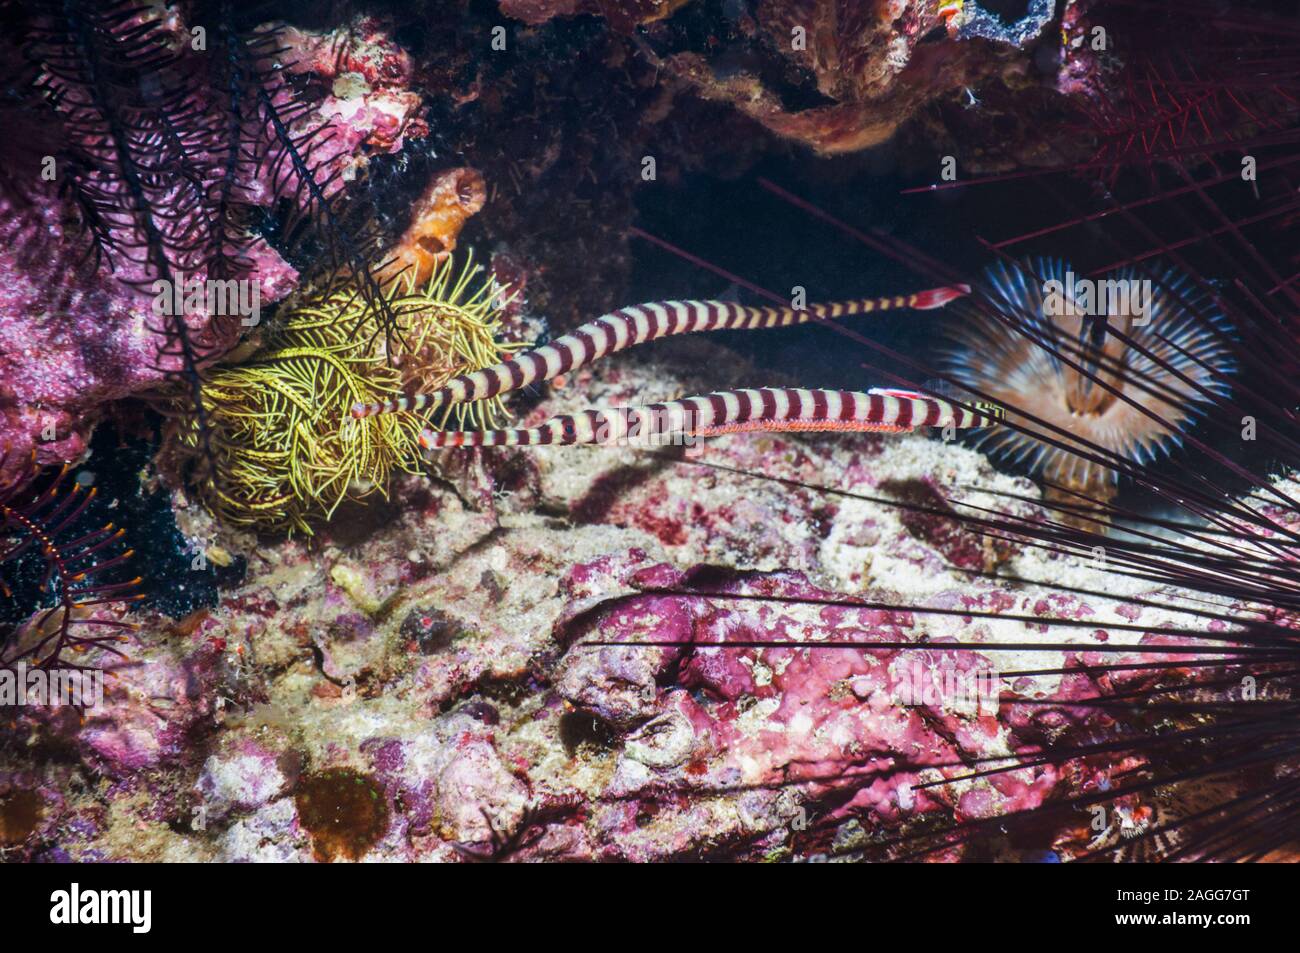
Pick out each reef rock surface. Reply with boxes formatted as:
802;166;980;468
0;336;1241;862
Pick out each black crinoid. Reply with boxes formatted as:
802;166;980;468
0;0;415;464
0;453;142;676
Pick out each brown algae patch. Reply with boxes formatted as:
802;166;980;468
0;789;43;847
294;768;389;862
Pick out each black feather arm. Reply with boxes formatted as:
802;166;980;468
198;2;408;348
238;19;405;352
23;1;222;461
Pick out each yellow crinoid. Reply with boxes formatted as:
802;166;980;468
162;253;520;534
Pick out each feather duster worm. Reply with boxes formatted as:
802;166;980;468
939;258;1236;505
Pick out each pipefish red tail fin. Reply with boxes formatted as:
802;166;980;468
352;286;971;419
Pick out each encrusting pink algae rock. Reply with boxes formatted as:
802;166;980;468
2;0;1280;868
0;328;1243;862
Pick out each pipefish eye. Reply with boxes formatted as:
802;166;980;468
938;257;1236;499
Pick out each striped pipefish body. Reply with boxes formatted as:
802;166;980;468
420;388;1003;449
352;286;969;419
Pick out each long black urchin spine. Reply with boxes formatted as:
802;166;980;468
1;456;142;675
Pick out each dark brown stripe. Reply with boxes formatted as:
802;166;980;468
706;393;729;425
811;389;829;422
666;302;686;334
553;340;576;374
505;361;525;391
596;318;620;356
760;388;778;422
838;391;857;421
707;304;728;335
626;307;649;342
921;399;941;427
523;352;548;384
647;305;665;338
894;397;914;429
575;328;599;366
734;389;754;423
607;309;634;346
783;389;803;420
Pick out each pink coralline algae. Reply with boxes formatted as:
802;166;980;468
554;563;1072;852
195;737;296;823
10;619;230;778
0;15;425;480
0;338;1237;861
